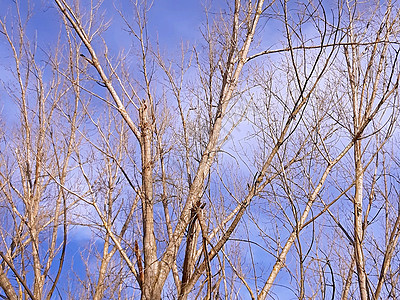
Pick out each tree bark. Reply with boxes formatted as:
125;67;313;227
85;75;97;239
0;271;17;300
353;140;368;300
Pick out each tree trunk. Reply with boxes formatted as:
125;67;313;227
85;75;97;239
0;271;17;300
140;102;158;300
353;140;368;300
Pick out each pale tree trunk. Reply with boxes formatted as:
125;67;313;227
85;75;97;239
342;1;394;297
341;255;356;299
93;235;116;300
346;8;368;295
353;140;368;300
139;101;158;300
0;272;17;300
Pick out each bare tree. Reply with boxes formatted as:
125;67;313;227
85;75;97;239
1;0;400;299
0;3;82;299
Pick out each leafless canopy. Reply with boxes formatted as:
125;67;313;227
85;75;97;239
0;0;400;299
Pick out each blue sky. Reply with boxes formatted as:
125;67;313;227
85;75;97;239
0;0;211;124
